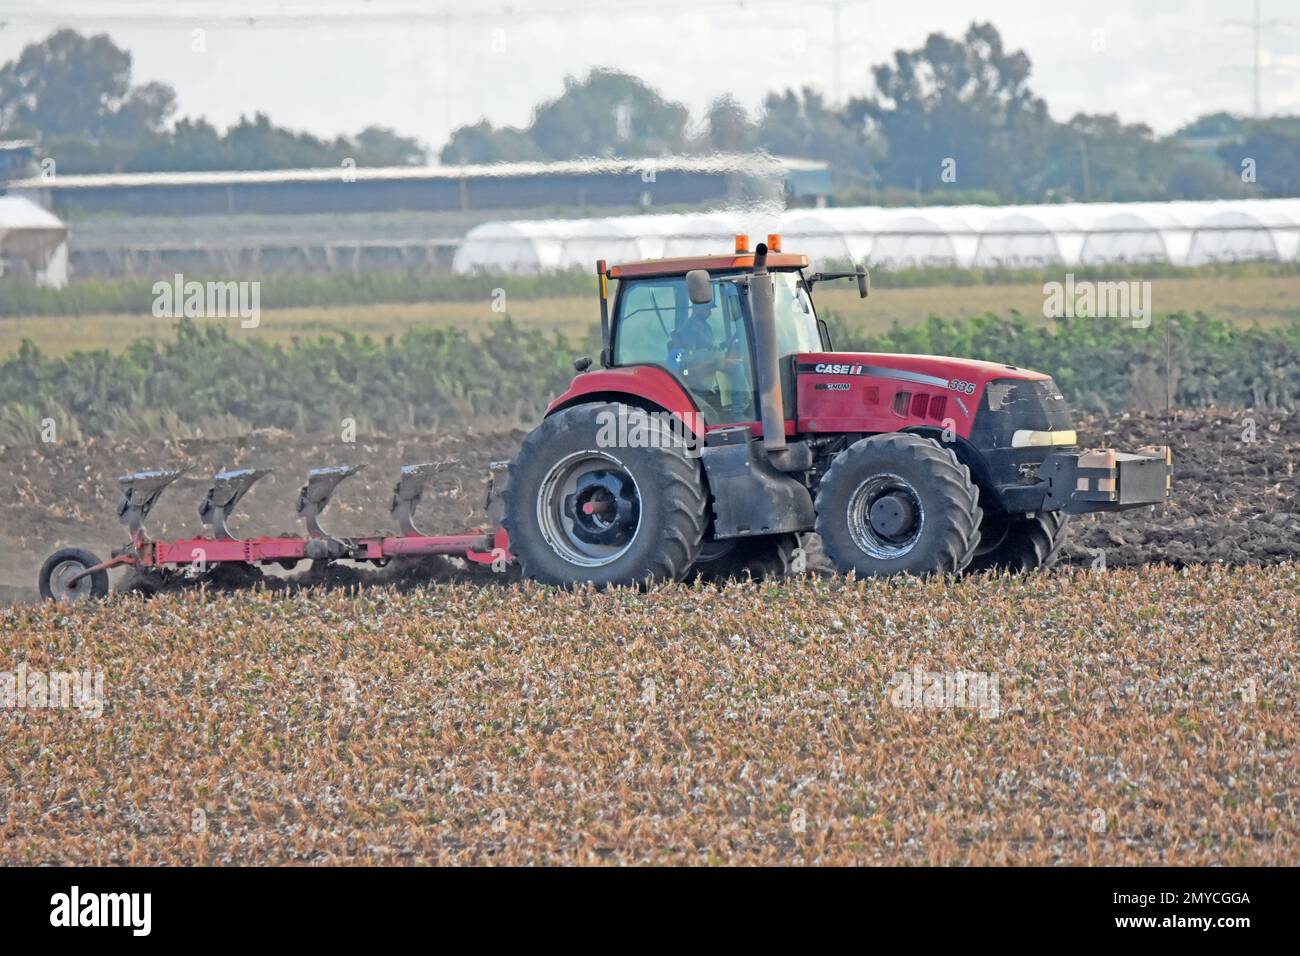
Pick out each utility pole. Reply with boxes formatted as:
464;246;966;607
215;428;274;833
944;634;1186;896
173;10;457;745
1223;0;1293;118
832;0;842;105
1252;0;1261;117
826;0;872;105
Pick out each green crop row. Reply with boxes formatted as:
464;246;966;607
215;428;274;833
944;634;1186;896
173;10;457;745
828;310;1300;414
1;311;1297;445
0;318;577;443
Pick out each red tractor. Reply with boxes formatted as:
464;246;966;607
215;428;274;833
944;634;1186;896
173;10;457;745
39;235;1170;600
500;235;1171;586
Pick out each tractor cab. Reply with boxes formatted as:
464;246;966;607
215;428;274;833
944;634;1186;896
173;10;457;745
599;235;858;428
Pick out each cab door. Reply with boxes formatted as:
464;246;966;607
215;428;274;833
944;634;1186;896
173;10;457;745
611;274;757;424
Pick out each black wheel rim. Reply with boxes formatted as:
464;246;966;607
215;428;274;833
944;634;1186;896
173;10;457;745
537;451;642;567
847;473;925;559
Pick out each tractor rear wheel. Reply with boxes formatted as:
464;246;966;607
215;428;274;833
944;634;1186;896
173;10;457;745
688;533;801;583
966;511;1070;574
38;548;110;603
503;403;707;587
814;433;982;578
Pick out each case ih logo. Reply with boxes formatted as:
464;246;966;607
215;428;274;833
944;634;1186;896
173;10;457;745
813;363;864;375
798;362;953;390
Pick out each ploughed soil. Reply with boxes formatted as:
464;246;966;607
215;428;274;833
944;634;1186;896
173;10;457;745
0;408;1295;602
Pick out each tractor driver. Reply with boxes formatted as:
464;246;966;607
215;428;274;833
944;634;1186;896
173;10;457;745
667;294;749;409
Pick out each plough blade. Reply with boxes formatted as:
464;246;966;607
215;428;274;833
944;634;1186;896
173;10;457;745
297;464;367;538
199;467;271;541
391;463;436;536
117;469;186;536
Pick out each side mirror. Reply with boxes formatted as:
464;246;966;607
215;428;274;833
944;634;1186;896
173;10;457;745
856;264;870;299
685;269;713;305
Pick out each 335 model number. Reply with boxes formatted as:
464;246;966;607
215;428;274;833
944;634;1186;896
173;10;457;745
948;379;977;395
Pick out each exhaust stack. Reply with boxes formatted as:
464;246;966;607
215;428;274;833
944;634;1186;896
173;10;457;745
749;242;787;453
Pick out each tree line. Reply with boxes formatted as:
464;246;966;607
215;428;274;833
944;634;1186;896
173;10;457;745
1;23;1297;203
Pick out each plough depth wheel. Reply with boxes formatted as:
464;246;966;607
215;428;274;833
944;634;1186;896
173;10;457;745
39;548;110;603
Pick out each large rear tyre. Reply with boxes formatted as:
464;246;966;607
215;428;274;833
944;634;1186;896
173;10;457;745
688;533;801;583
503;403;707;587
38;548;110;603
814;433;982;578
966;511;1070;574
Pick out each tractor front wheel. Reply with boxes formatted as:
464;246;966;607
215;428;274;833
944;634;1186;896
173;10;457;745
503;403;707;587
814;433;982;578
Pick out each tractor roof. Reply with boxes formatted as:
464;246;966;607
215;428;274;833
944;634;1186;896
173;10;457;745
608;252;809;279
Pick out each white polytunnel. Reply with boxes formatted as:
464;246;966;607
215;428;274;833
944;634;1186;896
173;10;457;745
451;220;568;274
781;208;886;268
1186;210;1278;265
1080;212;1170;265
972;213;1065;268
659;214;744;259
451;198;1300;274
870;209;980;270
558;217;647;269
1020;207;1097;264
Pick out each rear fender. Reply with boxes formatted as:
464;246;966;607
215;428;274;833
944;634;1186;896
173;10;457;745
546;366;703;436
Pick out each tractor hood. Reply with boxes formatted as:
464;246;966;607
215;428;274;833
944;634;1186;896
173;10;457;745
795;352;1050;390
793;351;1063;442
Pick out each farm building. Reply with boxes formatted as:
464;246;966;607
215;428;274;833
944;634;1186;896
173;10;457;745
4;154;828;279
7;155;830;218
0;195;69;287
452;199;1300;273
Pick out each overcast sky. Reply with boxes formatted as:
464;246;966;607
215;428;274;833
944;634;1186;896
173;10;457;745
1;0;1297;154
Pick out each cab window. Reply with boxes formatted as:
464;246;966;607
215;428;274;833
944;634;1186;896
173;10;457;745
612;274;756;422
774;271;822;356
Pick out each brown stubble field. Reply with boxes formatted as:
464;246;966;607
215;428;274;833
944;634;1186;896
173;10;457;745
0;564;1295;865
